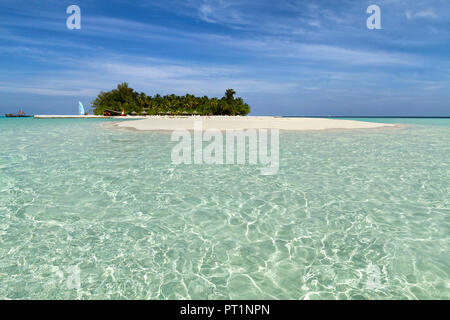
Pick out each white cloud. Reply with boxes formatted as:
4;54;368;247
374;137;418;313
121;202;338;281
233;39;421;67
0;85;99;97
0;54;298;98
199;4;215;23
405;9;438;20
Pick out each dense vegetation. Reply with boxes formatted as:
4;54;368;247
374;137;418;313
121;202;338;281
92;83;251;116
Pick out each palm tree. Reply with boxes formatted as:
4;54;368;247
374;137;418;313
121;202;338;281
225;89;236;101
92;85;250;116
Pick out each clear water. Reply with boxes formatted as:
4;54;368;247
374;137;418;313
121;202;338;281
0;118;448;299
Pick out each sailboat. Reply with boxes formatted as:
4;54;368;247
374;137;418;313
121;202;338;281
79;101;86;115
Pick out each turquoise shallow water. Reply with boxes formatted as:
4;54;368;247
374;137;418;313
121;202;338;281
0;118;449;299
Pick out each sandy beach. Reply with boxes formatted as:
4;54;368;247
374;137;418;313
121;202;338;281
114;116;396;131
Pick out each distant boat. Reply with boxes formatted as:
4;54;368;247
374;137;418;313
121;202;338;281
5;109;33;118
102;109;122;116
79;101;86;115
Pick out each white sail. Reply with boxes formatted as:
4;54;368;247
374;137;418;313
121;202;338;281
78;101;85;115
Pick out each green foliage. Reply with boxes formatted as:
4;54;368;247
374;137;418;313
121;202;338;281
92;83;251;116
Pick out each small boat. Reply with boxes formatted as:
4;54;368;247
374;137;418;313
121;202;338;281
102;109;122;116
5;110;33;118
79;101;88;115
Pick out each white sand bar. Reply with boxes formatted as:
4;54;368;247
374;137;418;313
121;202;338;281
35;115;147;119
115;116;395;131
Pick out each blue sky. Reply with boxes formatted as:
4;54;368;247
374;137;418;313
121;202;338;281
0;0;449;116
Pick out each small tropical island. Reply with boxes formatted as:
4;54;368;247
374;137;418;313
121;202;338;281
86;83;394;132
92;83;251;116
